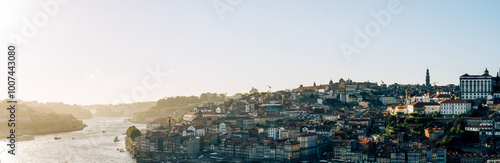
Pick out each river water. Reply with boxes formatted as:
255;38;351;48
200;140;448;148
0;117;146;163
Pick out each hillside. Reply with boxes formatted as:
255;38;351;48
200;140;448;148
0;100;87;137
82;102;156;117
24;101;93;119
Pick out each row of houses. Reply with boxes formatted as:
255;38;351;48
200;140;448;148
388;99;472;117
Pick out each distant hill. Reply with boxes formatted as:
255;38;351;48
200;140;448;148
82;102;156;117
21;101;93;119
131;95;207;123
0;100;87;137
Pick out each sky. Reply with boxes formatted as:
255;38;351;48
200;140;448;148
0;0;499;105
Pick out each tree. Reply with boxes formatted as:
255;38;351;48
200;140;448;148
456;124;463;134
387;115;397;125
323;120;334;125
248;128;258;138
409;112;418;117
404;117;415;124
200;93;208;101
469;110;475;116
432;112;441;118
126;126;142;142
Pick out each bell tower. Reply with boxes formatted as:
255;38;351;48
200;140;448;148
426;69;430;87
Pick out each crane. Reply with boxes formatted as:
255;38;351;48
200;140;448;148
432;82;439;90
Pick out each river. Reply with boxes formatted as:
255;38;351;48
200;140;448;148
0;117;146;163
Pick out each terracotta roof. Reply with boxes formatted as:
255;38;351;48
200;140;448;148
433;94;451;98
439;99;467;103
409;102;439;107
359;139;371;144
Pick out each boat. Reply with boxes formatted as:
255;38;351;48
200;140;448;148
54;137;61;140
119;149;125;152
18;135;35;142
114;136;119;142
102;131;106;133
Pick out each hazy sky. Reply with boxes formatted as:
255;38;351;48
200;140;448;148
1;0;499;105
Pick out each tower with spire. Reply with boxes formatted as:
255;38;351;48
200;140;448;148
426;69;430;87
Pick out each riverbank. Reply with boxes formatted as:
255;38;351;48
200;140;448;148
0;123;87;138
125;118;146;124
0;117;146;162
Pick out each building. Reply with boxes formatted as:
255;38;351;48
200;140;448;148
426;68;431;87
250;87;259;94
194;107;212;113
260;104;283;115
439;99;471;117
183;112;198;121
407;102;440;116
410;95;431;103
147;117;176;129
268;127;279;140
465;118;494;132
380;96;397;105
432;94;451;102
424;128;444;140
460;68;494;100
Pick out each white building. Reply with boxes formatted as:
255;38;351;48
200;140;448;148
410;95;431;103
431;94;451;102
380;96;397;105
194;107;212;113
187;125;205;136
439;99;471;116
219;122;227;135
460;69;494;100
407;102;440;115
183;112;197;121
268;127;279;140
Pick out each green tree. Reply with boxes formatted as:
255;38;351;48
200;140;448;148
387;115;397;125
126;126;142;142
456;124;463;134
404;117;415;124
409;112;418;117
323;120;334;125
450;127;456;134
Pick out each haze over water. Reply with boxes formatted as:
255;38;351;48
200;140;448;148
0;117;146;163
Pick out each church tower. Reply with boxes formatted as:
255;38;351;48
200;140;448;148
426;69;430;87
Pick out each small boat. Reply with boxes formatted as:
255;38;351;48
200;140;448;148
102;131;106;133
54;137;61;140
119;149;125;152
72;137;75;140
114;136;119;142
